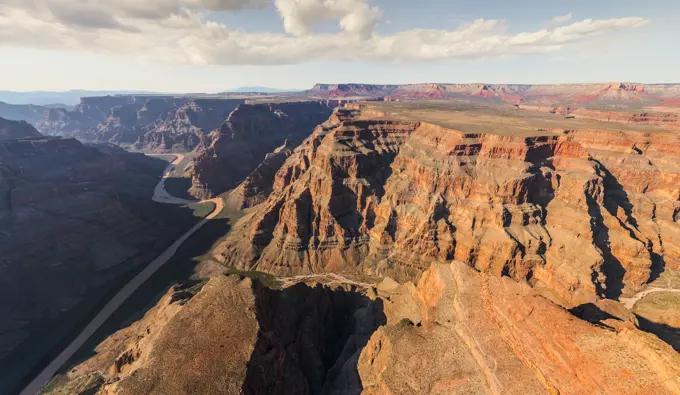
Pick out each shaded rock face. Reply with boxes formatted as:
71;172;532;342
242;282;386;395
0;117;43;140
189;101;334;199
0;102;48;124
0;131;195;394
217;107;680;307
48;276;386;395
226;140;296;210
35;96;243;152
47;264;680;395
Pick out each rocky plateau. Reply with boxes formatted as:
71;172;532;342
215;104;680;310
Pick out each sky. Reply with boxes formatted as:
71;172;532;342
0;0;679;92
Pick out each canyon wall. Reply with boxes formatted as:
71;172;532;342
0;117;43;140
45;263;680;395
35;96;243;152
216;107;680;307
189;101;335;199
307;83;680;106
0;119;202;394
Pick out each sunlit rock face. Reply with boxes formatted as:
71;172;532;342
217;107;680;308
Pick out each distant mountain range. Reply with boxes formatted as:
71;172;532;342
224;86;298;93
0;90;159;106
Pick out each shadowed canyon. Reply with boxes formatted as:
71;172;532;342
1;83;680;395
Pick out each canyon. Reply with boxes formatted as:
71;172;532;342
46;263;680;394
0;118;209;394
215;102;680;308
4;88;679;395
307;82;680;107
189;101;335;198
34;96;244;152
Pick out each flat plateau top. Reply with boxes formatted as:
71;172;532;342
357;100;675;136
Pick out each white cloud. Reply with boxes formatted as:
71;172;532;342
0;0;648;66
552;12;573;24
274;0;380;37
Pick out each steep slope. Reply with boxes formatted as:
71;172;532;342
225;140;296;210
45;263;680;395
358;263;680;395
189;101;334;198
0;117;43;140
216;107;680;307
0;127;202;394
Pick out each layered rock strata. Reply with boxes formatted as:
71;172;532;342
45;263;680;395
36;96;243;152
217;107;680;307
520;105;680;131
308;83;680;106
189;101;334;198
225;140;296;210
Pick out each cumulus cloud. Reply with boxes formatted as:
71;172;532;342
552;12;573;24
0;0;648;66
274;0;380;37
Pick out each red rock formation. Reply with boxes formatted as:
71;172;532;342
189;101;334;199
48;263;680;395
520;105;680;131
358;263;680;395
216;107;680;307
306;82;680;107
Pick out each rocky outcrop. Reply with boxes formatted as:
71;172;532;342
45;263;680;395
0;117;43;140
0;130;201;394
36;96;243;152
358;263;680;395
189;101;334;199
132;99;243;152
45;275;386;395
226;140;296;210
216;107;680;307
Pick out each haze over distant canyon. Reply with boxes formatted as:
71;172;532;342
2;1;680;394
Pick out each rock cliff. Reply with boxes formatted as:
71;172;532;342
225;140;296;210
307;83;680;107
189;101;334;199
216;107;680;307
45;263;680;395
0;124;202;394
35;96;243;152
0;117;43;140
